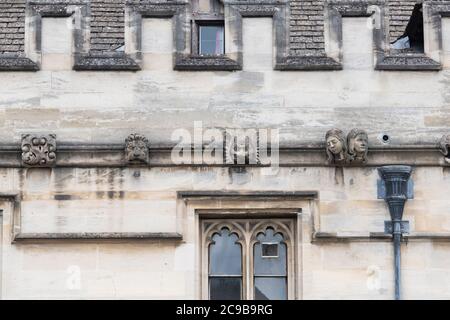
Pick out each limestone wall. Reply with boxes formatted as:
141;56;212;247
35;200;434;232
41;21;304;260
0;14;449;300
1;166;450;299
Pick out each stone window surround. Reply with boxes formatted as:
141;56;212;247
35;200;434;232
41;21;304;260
193;21;225;56
0;0;140;71
272;0;450;71
125;0;289;71
0;0;449;71
178;191;308;299
201;217;296;300
286;0;446;71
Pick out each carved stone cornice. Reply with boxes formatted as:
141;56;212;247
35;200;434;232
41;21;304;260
0;143;445;168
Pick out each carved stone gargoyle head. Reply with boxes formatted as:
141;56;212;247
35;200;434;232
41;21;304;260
21;134;56;167
125;133;149;164
224;131;259;165
439;134;450;164
347;128;369;163
325;128;347;165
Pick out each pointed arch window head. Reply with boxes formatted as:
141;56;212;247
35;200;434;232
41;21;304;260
209;227;243;300
253;227;287;300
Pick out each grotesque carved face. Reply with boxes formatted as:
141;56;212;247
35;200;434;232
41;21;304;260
125;134;149;163
327;136;343;155
325;129;347;164
439;134;450;164
233;140;248;160
225;133;259;165
347;129;369;163
353;133;368;154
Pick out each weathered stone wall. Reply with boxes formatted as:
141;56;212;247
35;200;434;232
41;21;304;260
0;17;448;144
0;0;419;56
2;166;450;299
0;11;449;300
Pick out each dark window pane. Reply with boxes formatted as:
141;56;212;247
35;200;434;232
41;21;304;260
209;228;242;275
199;25;224;55
254;277;287;300
210;277;242;300
254;228;286;276
262;243;279;257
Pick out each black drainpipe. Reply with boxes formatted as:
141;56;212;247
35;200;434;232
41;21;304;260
378;165;412;300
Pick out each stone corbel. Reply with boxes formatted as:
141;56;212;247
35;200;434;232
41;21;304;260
21;134;57;167
439;134;450;164
325;128;369;165
223;129;260;165
125;133;150;164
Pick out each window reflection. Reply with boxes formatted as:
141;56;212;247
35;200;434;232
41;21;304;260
253;227;287;300
209;227;242;300
199;25;224;55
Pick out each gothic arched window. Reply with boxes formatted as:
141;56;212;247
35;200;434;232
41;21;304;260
253;227;288;300
203;219;295;300
209;227;243;300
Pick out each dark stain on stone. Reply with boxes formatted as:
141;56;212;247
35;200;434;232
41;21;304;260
54;194;72;201
96;191;106;199
53;168;73;191
18;168;24;191
443;167;450;179
106;190;125;199
334;167;344;185
228;167;251;185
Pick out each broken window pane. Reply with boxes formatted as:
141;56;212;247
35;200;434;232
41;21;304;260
262;243;279;258
390;3;424;52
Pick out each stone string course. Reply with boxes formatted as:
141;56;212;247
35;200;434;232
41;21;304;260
0;0;418;56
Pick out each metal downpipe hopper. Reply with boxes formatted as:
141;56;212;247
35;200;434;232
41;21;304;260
378;165;413;300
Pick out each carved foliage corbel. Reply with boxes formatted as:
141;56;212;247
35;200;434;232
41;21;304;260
21;134;57;167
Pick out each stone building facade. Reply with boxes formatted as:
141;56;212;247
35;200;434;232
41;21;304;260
0;0;449;299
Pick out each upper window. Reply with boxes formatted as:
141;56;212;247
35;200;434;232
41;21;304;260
202;218;295;300
390;3;424;53
199;24;225;55
191;0;225;56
